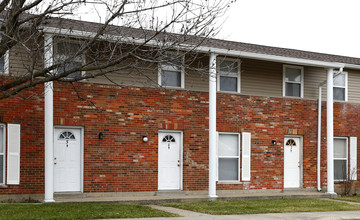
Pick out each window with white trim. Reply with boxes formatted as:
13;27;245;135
159;62;184;88
55;41;85;79
218;133;240;181
0;36;9;75
333;72;348;101
283;65;304;98
217;59;240;92
0;124;21;185
0;124;5;184
334;137;347;181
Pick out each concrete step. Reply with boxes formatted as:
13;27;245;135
155;190;186;197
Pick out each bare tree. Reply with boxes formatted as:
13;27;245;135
0;0;231;99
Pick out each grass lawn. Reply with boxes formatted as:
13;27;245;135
0;202;177;220
335;196;360;203
162;198;360;215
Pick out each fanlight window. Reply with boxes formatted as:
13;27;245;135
162;135;176;143
286;139;296;147
286;139;297;152
59;131;76;140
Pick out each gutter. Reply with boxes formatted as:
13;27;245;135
42;27;360;70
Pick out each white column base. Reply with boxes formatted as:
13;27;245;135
43;199;55;203
208;195;218;198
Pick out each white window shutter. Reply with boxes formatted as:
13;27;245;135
216;132;219;181
242;132;251;181
7;124;20;185
350;137;357;181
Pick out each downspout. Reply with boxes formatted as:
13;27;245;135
317;67;343;192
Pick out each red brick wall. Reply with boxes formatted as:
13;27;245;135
0;84;45;194
0;82;359;194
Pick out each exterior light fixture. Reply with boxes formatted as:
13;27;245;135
98;132;104;140
142;136;148;142
272;140;277;145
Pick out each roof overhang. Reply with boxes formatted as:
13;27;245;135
42;26;360;70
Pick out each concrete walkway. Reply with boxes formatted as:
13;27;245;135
115;210;360;220
55;191;332;204
134;199;360;220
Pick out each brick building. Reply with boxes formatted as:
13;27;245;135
0;17;360;201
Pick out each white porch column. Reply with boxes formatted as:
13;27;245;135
44;34;55;202
326;68;335;194
209;53;217;197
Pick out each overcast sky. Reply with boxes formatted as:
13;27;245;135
218;0;360;58
78;0;360;58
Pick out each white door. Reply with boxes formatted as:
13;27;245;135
158;132;182;190
54;128;81;192
284;137;301;188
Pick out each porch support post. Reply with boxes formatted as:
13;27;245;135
209;53;217;197
326;68;335;195
44;34;55;202
317;86;322;191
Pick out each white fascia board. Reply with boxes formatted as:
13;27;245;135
198;46;345;69
42;27;360;69
344;63;360;70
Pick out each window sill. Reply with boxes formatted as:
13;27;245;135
0;184;8;188
283;95;303;99
217;181;242;184
159;86;185;90
334;100;347;103
334;180;346;183
217;91;241;95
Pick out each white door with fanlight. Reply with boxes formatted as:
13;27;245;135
54;127;82;192
284;137;301;188
158;131;182;190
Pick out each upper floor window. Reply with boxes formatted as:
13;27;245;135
333;72;348;101
0;36;9;75
55;41;85;79
217;59;240;93
158;58;184;88
0;53;4;73
283;65;304;98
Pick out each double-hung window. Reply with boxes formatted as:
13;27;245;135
0;36;9;75
333;72;348;101
159;62;184;88
334;137;348;181
217;59;240;92
217;132;251;182
158;54;184;88
55;41;85;79
0;52;8;74
218;133;240;181
283;65;304;98
0;124;21;185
